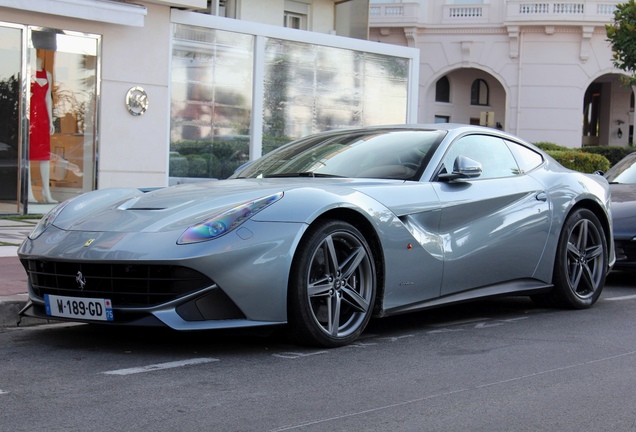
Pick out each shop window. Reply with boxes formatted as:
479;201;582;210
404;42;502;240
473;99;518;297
27;28;100;210
0;25;21;212
0;24;99;214
171;25;253;180
170;21;414;181
435;76;450;102
262;39;409;152
471;79;489;106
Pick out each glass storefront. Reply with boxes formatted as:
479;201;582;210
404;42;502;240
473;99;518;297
170;23;412;181
0;25;22;214
171;24;254;180
0;23;100;215
262;39;409;152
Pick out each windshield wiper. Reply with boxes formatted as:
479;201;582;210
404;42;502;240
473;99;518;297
263;172;343;178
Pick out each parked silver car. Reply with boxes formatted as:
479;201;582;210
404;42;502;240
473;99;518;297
605;151;636;271
18;124;614;346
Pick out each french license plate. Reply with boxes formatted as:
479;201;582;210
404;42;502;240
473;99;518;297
44;294;114;321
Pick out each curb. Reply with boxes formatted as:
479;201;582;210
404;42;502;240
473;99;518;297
0;296;45;327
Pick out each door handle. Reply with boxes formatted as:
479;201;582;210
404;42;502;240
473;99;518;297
536;192;548;202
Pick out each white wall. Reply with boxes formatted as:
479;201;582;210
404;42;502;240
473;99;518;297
98;2;172;188
237;0;338;33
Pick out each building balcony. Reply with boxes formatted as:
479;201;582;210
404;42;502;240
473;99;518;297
369;1;619;28
369;2;422;27
505;0;618;25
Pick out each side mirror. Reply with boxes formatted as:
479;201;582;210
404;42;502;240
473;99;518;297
439;155;483;182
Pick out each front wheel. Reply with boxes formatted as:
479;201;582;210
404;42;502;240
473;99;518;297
538;208;608;308
288;220;376;347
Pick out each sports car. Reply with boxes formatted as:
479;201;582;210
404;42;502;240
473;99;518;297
18;124;615;347
604;151;636;271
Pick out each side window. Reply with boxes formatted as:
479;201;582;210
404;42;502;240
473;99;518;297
442;135;520;179
505;140;544;173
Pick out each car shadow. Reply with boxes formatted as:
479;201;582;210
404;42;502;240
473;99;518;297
15;296;542;355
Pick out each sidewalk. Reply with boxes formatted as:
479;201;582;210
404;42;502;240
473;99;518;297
0;218;41;327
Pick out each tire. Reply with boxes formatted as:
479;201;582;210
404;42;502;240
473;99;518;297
288;220;376;347
538;208;608;309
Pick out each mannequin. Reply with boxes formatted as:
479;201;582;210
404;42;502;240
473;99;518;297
29;56;57;203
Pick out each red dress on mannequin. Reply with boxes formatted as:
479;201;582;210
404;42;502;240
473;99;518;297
30;69;51;161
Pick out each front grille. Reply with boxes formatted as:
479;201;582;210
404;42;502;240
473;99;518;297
22;259;213;308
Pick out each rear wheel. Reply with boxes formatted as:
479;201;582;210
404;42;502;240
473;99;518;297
536;208;607;308
288;220;376;347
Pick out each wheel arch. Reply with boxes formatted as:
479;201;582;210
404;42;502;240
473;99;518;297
535;197;611;308
568;198;613;259
306;208;387;316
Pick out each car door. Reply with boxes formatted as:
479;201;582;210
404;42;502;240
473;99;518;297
431;134;552;296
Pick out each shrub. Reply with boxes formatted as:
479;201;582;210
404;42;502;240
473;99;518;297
169;156;189;177
186;156;208;177
171;138;251;179
580;146;635;166
534;141;569;152
546;150;610;173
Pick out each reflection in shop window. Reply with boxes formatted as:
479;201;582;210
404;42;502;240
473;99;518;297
170;24;253;180
28;28;99;209
169;24;412;181
263;39;409;155
0;25;21;211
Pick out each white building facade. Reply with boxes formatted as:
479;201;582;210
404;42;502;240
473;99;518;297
0;0;420;215
369;0;632;148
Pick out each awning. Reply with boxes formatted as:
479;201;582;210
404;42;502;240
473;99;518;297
0;0;148;27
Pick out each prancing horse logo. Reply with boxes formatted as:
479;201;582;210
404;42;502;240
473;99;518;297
75;271;87;291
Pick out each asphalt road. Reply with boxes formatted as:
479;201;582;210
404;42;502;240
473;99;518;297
2;272;636;432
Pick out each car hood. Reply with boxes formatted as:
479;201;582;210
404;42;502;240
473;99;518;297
610;183;636;239
51;178;399;233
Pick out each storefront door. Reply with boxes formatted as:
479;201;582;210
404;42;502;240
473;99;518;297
27;27;100;214
0;23;100;215
0;25;22;214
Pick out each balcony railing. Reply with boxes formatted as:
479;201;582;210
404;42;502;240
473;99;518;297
442;5;489;23
506;1;617;23
369;1;618;27
369;2;421;27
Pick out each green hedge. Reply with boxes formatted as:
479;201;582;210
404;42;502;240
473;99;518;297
533;141;631;173
170;139;250;179
534;142;568;152
578;146;635;166
545;150;610;174
170;137;630;178
169;135;295;179
169;156;189;178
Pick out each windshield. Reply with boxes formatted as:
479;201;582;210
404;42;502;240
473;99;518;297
234;129;445;180
605;153;636;184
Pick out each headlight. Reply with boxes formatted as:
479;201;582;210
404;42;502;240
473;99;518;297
28;199;73;240
178;192;283;244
